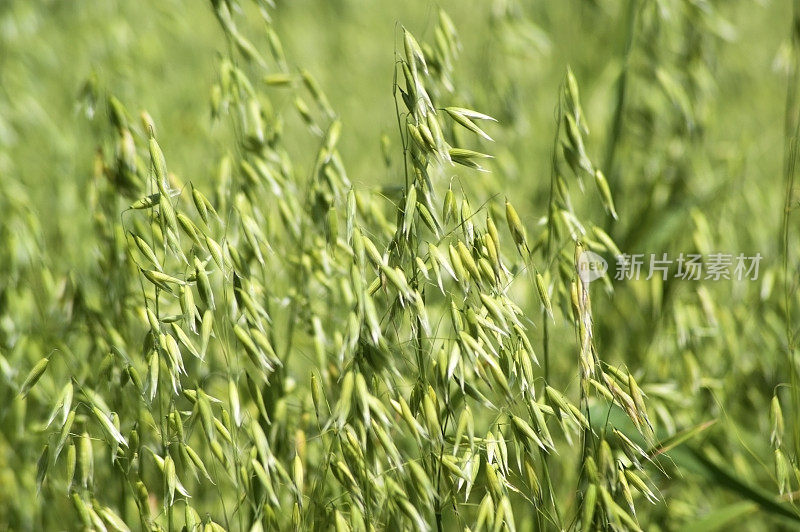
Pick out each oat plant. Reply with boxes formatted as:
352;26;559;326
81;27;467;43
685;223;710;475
4;1;800;531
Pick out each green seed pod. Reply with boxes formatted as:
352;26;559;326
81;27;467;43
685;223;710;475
332;459;357;490
147;350;159;401
485;461;503;500
214;414;232;444
149;219;165;248
510;415;538;449
164;454;177;504
20;357;50;397
131;233;162;270
476;493;495;529
415;256;430;279
129;429;139;453
395;396;422;442
417;200;439;237
135;481;150;517
200;310;213;357
292;454;304;498
617;463;634;513
311;374;322;419
294;96;314;127
505;200;528;255
484;234;500;276
77;432;93;489
446;108;495;142
567;402;590;429
460;199;474;245
457;241;481;281
142;269;185;291
161;333;184;375
628;373;653;437
771;395;784;448
334;511;350;532
148;138;168;191
205;235;225;270
177;213;202;247
185;443;212;482
403;29;426;75
194;258;215;310
292;502;301;530
592;225;621;256
450;301;464;333
364;296;381;344
407;123;427;152
594;169;618;219
146;307;160;332
443;188;456;225
250;327;278;365
625;469;656;502
362;234;384;268
535;272;554;320
192;189;209;225
436;345;448;383
228;379;241;427
570;281;581;321
334;371;355;428
169;411;184;441
71;492;93;528
486;213;500;249
581;484;598;532
196;389;216;443
422;389;442;441
171;325;200;362
354;372;370;426
263;72;294;86
448;244;467;284
65;442;76;493
488;361;512;399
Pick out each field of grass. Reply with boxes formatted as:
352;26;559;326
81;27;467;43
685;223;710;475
1;0;800;530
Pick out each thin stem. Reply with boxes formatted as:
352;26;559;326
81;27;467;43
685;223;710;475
782;0;800;460
603;0;637;192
